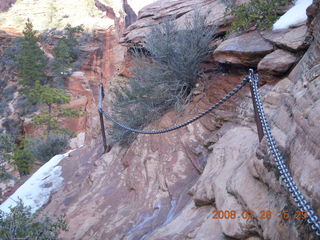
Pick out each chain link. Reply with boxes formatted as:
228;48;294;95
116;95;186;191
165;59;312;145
100;76;248;134
99;70;319;237
248;70;320;237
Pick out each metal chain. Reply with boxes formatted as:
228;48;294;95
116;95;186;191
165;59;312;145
99;70;319;236
248;70;320;237
100;76;248;134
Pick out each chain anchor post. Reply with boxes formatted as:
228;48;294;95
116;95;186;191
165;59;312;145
248;69;264;142
98;84;111;153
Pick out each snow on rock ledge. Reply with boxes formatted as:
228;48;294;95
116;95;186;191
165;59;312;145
273;0;313;30
0;149;76;214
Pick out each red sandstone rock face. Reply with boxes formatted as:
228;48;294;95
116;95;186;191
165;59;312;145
213;31;274;67
44;1;320;239
123;0;137;28
94;0;116;19
2;0;320;239
43;71;250;239
257;49;297;75
120;0;228;46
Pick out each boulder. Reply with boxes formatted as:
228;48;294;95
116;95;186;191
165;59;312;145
120;0;229;45
262;25;309;51
258;49;297;75
213;31;274;67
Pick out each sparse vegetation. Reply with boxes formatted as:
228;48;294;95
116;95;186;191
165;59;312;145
29;83;81;136
11;138;34;176
14;95;38;116
17;19;48;89
0;200;67;240
52;24;84;83
3;85;17;102
27;133;69;163
110;11;216;144
225;0;293;33
0;135;14;181
0;20;84;177
2;118;21;138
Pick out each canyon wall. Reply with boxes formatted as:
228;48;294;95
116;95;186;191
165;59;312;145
41;0;320;239
0;0;319;239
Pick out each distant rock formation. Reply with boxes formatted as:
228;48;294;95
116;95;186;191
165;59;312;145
123;0;137;28
0;0;16;12
94;0;116;19
1;0;319;239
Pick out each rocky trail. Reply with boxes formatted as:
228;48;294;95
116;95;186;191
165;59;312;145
0;0;319;239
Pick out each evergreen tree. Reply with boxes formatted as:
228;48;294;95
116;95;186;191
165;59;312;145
52;24;84;78
11;138;34;176
52;38;73;76
0;200;67;239
17;19;47;88
28;82;75;135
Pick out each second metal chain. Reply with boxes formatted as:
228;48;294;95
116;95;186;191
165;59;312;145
249;71;320;237
99;69;319;236
100;76;248;134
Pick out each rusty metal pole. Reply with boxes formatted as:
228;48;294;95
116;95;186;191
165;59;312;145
249;70;264;142
98;84;110;153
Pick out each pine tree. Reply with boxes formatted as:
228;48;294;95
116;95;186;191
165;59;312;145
11;138;34;176
29;82;72;135
52;24;84;78
28;82;81;135
17;19;47;88
52;37;73;76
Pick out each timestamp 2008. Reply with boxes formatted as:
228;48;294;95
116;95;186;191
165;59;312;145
211;210;308;220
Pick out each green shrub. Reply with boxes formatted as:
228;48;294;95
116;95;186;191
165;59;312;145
14;95;38;116
225;0;292;33
110;11;216;144
0;134;14;158
27;134;69;162
11;141;34;176
0;200;67;240
2;118;21;138
52;24;84;80
0;166;11;182
0;135;14;181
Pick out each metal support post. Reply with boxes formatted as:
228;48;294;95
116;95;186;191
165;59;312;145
248;69;264;142
98;84;110;153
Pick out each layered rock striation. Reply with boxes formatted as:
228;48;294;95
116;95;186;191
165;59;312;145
1;0;320;239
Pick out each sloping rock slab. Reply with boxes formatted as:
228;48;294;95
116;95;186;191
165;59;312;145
120;0;228;45
262;25;309;51
258;49;297;75
213;31;274;67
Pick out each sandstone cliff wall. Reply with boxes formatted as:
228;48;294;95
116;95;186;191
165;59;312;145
1;0;319;239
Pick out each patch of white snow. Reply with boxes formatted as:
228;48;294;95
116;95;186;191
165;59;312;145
0;149;75;214
273;0;313;30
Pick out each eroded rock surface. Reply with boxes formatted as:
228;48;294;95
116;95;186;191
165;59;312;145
44;71;249;239
0;0;115;31
120;0;228;46
258;49;297;75
213;31;274;67
262;25;309;51
2;0;319;239
146;1;320;239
